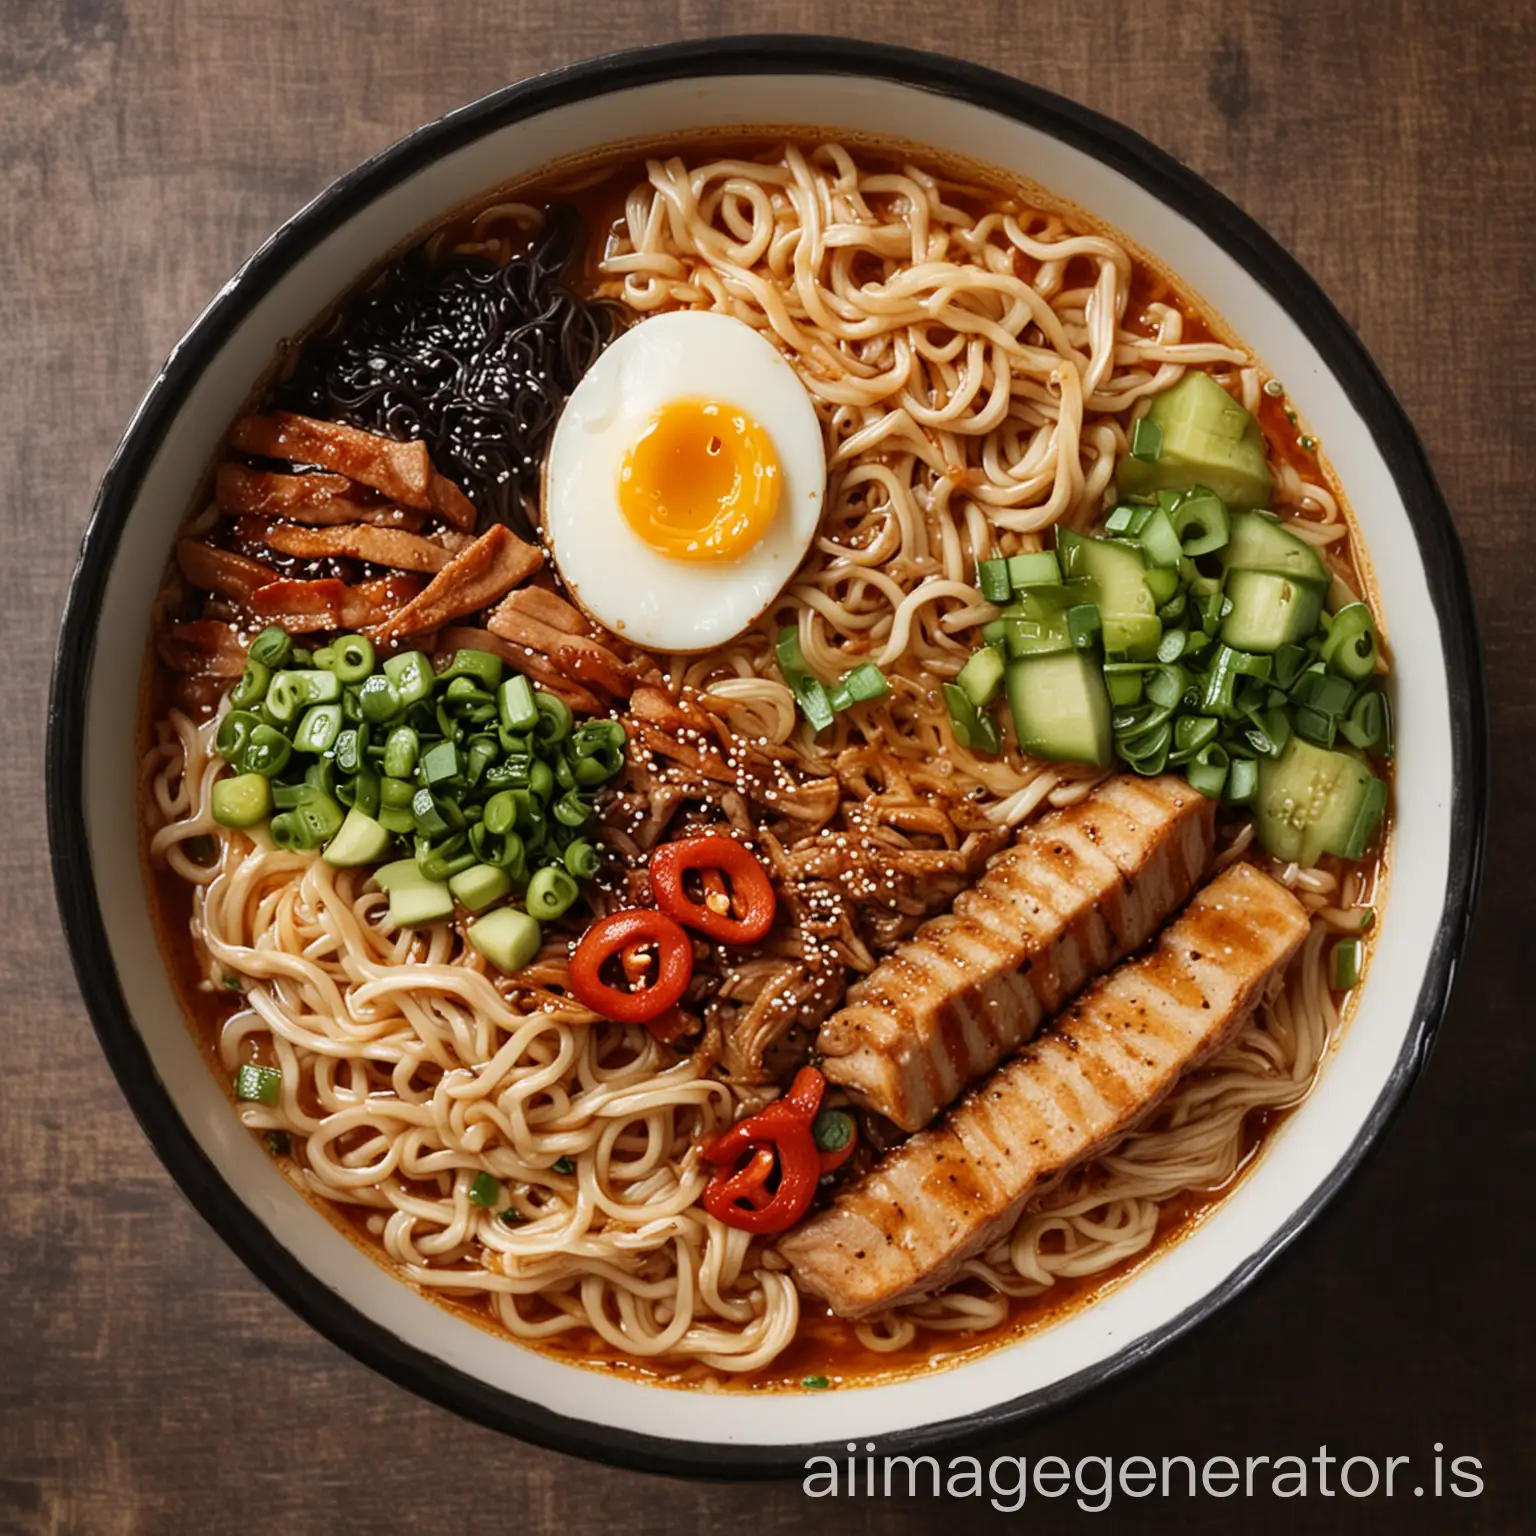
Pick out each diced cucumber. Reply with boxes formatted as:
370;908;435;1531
1136;506;1184;569
1057;530;1161;660
1255;737;1388;865
390;880;455;928
1222;511;1331;587
322;807;392;867
1220;569;1325;653
998;588;1078;658
1005;550;1062;589
467;907;543;973
374;857;454;926
449;863;512;913
1144;566;1182;606
1005;651;1113;768
1116;372;1272;510
955;646;1006;708
211;773;272;829
373;858;423;892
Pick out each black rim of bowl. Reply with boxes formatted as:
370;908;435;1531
47;35;1488;1480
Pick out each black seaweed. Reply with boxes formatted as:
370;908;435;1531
273;206;621;535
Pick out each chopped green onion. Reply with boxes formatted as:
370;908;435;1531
1321;603;1380;681
483;790;522;838
812;1108;856;1153
419;739;461;787
346;768;383;819
829;662;890;712
553;788;592;828
1186;743;1229;799
439;649;503;691
1144;663;1188;711
1293;669;1352;718
497;1207;524;1227
1225;755;1260;805
1067;603;1102;651
270;789;344;851
529;691;570;746
1129;415;1163;461
1340;689;1390;754
1156;628;1188;663
552;1156;575;1175
264;1131;291;1157
294;703;343;755
468;1172;502;1208
331;634;375;684
527;759;555;805
234;1063;281;1105
526;866;579;920
214;709;259;765
377;803;414;835
229;660;271;711
1331;937;1363;990
942;682;1000;755
777;626;836;733
1169;490;1230;557
800;1375;831;1390
382;650;435;707
1294;704;1337;748
358;673;402;726
1103;663;1145;707
1172;715;1219;759
240;723;292;778
418;841;476;883
498;675;539;733
1273;643;1308;690
332;726;364;775
382;726;419;780
248;626;293;669
1104;503;1151;536
379;775;415;809
564;839;600;880
411;788;453;839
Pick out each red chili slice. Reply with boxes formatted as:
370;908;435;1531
649;834;776;944
568;908;694;1027
701;1067;825;1234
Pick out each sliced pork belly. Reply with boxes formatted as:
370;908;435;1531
782;861;1308;1318
817;776;1217;1131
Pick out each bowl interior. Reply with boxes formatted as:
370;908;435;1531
54;47;1473;1472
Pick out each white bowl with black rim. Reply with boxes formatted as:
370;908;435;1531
48;37;1486;1478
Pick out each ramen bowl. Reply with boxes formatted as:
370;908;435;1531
48;38;1485;1476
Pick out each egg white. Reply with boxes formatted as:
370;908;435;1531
542;310;825;653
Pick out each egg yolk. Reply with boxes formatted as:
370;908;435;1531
618;399;780;562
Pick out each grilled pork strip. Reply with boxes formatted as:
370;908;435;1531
817;776;1217;1131
781;861;1309;1318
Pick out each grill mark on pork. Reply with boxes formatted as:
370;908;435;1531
816;776;1217;1131
782;861;1308;1317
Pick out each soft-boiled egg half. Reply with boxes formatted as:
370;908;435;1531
543;310;825;652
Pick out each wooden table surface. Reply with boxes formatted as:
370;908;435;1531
2;2;1531;1531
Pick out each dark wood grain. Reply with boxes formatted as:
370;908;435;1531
2;1;1531;1531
